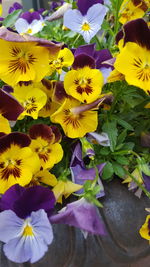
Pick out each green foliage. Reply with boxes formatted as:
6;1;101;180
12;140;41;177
2;9;22;28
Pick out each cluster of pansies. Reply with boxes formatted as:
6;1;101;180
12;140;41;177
0;0;149;264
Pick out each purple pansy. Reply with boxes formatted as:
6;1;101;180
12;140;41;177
64;2;108;43
8;2;23;14
0;184;55;218
15;11;45;35
50;197;106;236
0;209;53;263
73;44;113;83
70;142;105;197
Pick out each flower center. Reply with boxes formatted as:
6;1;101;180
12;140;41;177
22;224;34;237
82;22;91;31
63;109;84;129
0;159;22;180
23;97;37;114
26;28;32;34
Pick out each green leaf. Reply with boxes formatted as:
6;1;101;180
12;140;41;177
112;162;126;178
117;129;127;145
102;121;118;152
116;118;134;131
102;162;114;180
121;142;135;150
99;147;110;156
3;9;22;28
114;155;129;165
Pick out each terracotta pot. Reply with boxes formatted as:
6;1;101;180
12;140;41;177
0;179;150;267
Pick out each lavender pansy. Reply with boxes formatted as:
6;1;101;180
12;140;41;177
70;142;105;197
0;209;53;263
50;197;106;236
63;4;108;43
15;11;45;35
0;184;55;218
142;173;150;192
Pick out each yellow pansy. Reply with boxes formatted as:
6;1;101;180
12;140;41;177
119;0;148;24
29;124;63;170
12;83;47;119
114;42;150;93
49;48;74;74
139;215;150;241
0;40;50;86
64;66;103;103
51;97;98;138
30;170;57;187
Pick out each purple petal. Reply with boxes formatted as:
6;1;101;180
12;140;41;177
77;0;104;15
0;185;55;219
20;11;41;24
142;173;150;192
0;132;31;153
50;198;106;235
116;19;150;50
70;142;85;168
86;132;110;146
94;49;113;69
72;54;96;69
74;43;96;57
0;89;24;120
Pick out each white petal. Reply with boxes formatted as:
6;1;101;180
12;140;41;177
0;210;23;243
63;9;83;33
30;20;45;35
15;18;29;34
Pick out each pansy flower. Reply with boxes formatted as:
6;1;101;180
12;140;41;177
50;197;106;236
64;55;104;104
15;11;45;35
0;0;2;16
119;0;149;24
51;97;98;138
0;185;55;263
30;170;57;187
49;47;74;74
0;133;40;193
63;0;108;43
0;27;61;86
29;124;63;170
115;19;150;94
12;82;47;119
139;215;150;241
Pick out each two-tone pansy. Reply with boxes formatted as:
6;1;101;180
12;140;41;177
0;27;61;86
115;19;150;94
0;133;40;193
29;124;63;170
64;54;104;104
12;82;47;119
63;0;108;43
15;11;45;35
0;185;55;263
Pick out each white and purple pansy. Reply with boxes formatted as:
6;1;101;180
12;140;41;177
0;185;55;263
15;11;45;35
63;0;108;43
